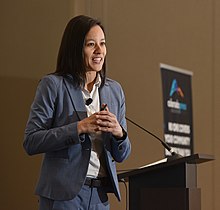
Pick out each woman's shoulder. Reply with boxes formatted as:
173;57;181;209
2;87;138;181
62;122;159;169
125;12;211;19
41;73;63;82
105;77;123;90
105;77;121;86
39;74;64;87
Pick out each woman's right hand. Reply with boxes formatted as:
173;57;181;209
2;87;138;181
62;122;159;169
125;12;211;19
77;113;100;135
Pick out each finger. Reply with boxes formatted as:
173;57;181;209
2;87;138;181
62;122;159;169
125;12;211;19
97;110;115;118
97;114;117;124
97;120;112;128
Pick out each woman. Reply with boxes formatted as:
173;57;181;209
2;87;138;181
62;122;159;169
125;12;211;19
23;15;131;210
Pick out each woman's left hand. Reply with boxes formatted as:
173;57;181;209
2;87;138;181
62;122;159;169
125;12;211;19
96;107;123;139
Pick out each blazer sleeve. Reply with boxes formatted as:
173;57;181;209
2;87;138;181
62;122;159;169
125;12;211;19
109;82;131;163
23;76;81;156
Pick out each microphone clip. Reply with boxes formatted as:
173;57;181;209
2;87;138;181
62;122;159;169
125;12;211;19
85;98;93;106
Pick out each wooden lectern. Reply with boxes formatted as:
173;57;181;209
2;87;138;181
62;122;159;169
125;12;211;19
118;153;214;210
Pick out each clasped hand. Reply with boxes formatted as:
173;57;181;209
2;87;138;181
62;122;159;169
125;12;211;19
77;107;123;139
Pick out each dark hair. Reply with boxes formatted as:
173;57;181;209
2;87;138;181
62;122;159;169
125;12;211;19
55;15;106;87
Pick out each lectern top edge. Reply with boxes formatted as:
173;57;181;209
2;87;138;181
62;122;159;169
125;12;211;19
186;153;214;164
118;153;214;180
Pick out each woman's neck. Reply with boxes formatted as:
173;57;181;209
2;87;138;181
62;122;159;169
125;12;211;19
85;71;97;92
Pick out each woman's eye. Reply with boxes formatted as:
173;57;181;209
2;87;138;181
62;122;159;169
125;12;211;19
87;42;95;47
101;42;106;46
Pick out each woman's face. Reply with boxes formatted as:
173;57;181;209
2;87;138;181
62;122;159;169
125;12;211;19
83;25;106;73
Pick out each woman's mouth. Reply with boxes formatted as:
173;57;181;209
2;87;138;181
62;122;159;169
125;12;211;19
92;57;102;64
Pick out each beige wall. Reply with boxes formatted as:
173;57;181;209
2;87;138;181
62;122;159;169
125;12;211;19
1;0;219;209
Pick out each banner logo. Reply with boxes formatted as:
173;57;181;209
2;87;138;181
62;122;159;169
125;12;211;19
167;79;187;111
169;79;184;98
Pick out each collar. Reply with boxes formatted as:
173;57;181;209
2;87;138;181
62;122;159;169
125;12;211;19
94;73;101;88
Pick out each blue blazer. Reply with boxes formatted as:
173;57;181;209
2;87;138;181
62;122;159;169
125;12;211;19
23;74;131;201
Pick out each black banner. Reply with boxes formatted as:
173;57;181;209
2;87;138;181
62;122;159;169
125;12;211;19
160;64;193;157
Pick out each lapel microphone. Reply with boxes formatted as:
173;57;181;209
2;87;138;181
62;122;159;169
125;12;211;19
85;98;93;106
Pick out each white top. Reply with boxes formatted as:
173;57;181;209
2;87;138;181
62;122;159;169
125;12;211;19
81;74;107;178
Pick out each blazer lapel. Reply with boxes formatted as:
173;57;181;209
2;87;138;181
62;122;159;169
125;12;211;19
63;77;87;121
99;82;111;110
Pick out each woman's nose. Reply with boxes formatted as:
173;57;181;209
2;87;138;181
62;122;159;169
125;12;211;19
94;44;102;53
